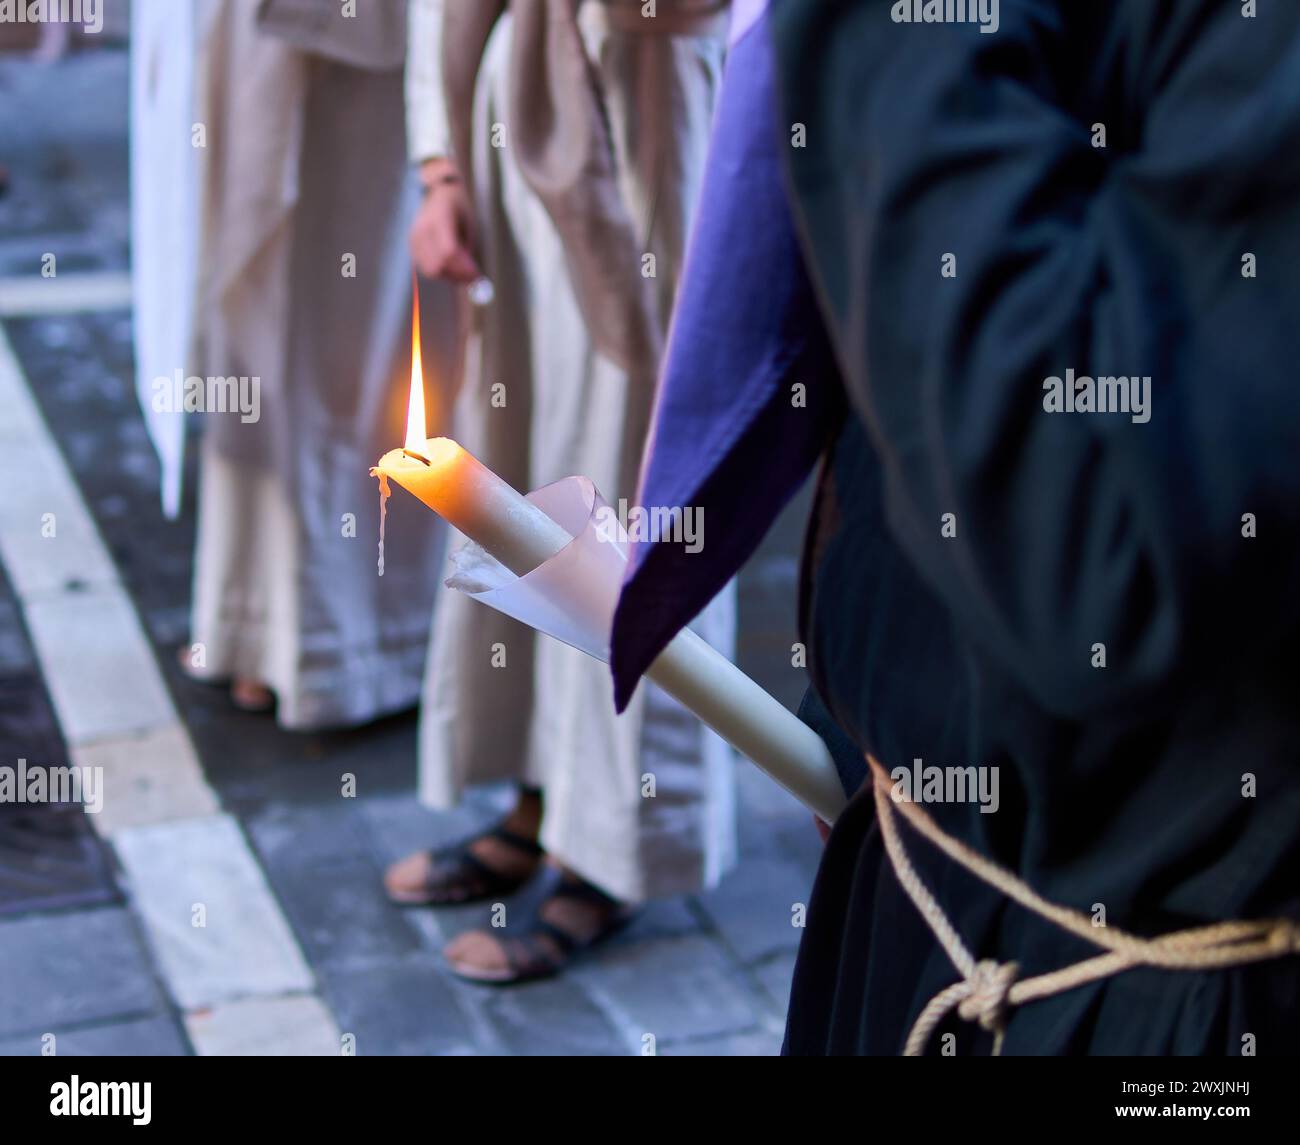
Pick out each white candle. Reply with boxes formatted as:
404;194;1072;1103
373;438;573;576
647;629;847;823
373;437;847;823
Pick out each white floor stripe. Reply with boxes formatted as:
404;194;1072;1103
71;724;218;835
185;994;342;1057
114;814;314;1010
0;323;332;1051
0;327;121;597
24;584;178;744
0;272;133;317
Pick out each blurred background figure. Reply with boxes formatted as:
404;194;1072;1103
155;0;455;729
389;0;737;982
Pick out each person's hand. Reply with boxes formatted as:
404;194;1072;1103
409;157;480;283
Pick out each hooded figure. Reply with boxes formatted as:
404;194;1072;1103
613;0;1300;1054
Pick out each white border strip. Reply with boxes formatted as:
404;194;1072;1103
0;322;336;1054
0;271;133;317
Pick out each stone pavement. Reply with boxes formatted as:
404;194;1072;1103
0;39;821;1056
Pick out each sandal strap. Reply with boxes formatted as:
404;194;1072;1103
500;906;619;978
532;918;580;957
488;826;544;857
528;877;628;956
550;876;620;909
416;822;543;903
448;890;638;985
450;846;520;890
499;933;566;979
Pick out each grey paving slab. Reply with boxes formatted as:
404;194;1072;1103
696;855;814;965
0;52;128;154
0;1014;189;1057
245;799;376;868
317;955;479;1057
0;908;165;1037
752;951;799;1017
570;934;764;1048
402;883;547;952
0;51;129;279
610;896;701;947
0;800;119;918
0;593;37;673
265;856;425;970
0;538;120;917
457;976;627;1057
659;1028;784;1056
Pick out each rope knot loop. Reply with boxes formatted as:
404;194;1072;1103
957;959;1019;1032
867;754;1300;1058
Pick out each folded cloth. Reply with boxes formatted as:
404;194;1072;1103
255;0;406;69
440;0;726;378
609;6;843;710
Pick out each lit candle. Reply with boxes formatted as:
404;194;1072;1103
374;439;573;577
373;302;846;823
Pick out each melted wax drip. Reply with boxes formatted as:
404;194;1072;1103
373;470;391;577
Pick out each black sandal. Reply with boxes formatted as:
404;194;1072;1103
384;825;544;906
444;876;636;985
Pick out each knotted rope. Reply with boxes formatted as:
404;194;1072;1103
865;755;1300;1056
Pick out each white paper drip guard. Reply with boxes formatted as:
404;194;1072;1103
441;473;848;823
444;476;627;662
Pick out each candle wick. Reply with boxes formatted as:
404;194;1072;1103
402;448;432;466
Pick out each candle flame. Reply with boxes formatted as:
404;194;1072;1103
404;287;427;451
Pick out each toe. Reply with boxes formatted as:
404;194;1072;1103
445;930;512;976
384;851;435;898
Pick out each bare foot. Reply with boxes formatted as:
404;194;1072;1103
231;678;273;712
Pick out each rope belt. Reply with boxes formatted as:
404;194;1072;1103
865;755;1300;1056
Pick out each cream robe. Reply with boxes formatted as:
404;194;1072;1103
188;0;456;731
407;0;737;902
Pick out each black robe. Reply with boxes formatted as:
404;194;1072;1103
772;0;1300;1054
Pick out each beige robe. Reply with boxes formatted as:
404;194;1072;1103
188;0;456;730
407;0;737;902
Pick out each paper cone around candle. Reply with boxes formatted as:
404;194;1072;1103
444;476;628;662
